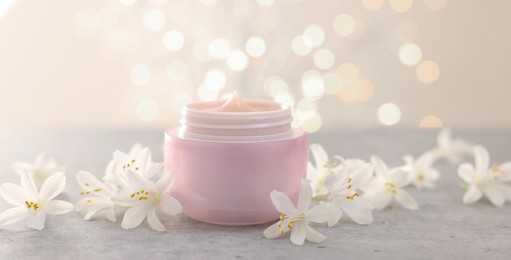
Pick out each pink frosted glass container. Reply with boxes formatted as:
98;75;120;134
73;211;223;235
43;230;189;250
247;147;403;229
164;98;307;225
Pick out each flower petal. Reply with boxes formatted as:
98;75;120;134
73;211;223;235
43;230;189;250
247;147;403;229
458;163;476;183
474;146;490;175
0;183;27;206
305;225;326;243
135;148;151;174
126;170;151;190
21;172;38;199
105;208;117;222
437;128;451;147
371;156;389;179
349;163;374;189
159;195;182;216
0;207;28;227
306;161;320;181
147;209;165;232
483;188;506;207
341;199;374;225
306;204;331;224
12;162;34;174
121;204;150;230
76;171;108;192
388;169;412;187
270;190;296;215
35;153;49;165
39;172;66;202
463;185;483;204
111;193;140;207
394;188;418;210
154;171;174;194
113;150;130;164
144;163;163;181
27;210;47;230
370;192;392;210
310;143;328;170
297;179;312;211
263;222;282;239
46;200;74;215
290;221;307;246
326;205;343;227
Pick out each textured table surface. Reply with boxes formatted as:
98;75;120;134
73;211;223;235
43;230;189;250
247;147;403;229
1;129;510;259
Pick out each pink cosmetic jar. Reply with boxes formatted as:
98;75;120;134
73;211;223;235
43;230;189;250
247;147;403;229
164;94;307;225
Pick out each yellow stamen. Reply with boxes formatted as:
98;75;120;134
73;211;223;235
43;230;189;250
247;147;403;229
346;192;360;200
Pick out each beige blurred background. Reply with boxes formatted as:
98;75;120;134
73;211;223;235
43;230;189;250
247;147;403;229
0;0;510;132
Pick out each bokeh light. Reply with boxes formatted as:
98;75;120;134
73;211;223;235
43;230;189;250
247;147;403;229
302;70;325;100
303;24;325;48
301;111;322;133
390;0;414;13
333;14;356;37
129;64;151;86
377;103;402;126
256;0;276;7
274;92;296;109
399;42;423;66
313;48;335;70
166;60;189;82
363;0;385;11
420;115;443;128
423;0;447;11
136;99;159;122
296;98;318;112
204;69;226;91
197;84;219;101
291;35;312;56
266;77;289;97
227;50;249;71
162;30;184;52
150;0;168;6
118;0;137;6
245;37;266;57
416;60;440;83
322;72;343;95
143;10;165;31
336;63;359;81
193;40;212;62
209;37;231;59
198;0;218;6
355;79;374;101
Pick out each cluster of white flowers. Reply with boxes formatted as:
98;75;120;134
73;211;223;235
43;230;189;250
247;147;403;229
2;129;510;244
264;128;511;245
0;155;73;230
75;144;182;231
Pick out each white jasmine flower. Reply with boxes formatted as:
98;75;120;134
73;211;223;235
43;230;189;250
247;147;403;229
458;146;511;207
402;152;441;190
431;128;473;164
108;146;163;187
362;156;418;211
112;170;182;232
319;158;375;226
75;162;119;222
307;143;342;196
0;172;73;230
12;153;65;188
263;179;330;246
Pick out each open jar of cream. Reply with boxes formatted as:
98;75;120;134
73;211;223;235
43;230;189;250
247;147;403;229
164;92;307;225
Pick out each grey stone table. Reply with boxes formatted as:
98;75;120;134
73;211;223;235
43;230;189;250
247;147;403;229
1;129;510;259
